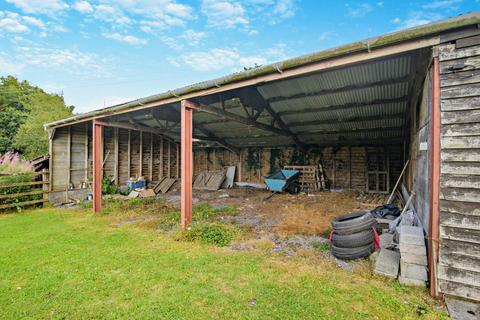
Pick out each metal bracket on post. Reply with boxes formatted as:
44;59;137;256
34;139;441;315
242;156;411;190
180;100;197;229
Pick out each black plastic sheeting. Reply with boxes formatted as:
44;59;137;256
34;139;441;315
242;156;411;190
370;204;401;220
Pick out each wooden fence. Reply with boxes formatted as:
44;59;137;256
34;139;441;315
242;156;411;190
0;170;49;210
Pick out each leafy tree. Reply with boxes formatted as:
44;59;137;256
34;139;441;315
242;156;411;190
0;76;74;159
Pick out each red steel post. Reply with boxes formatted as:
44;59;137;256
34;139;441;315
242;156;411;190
180;100;196;229
92;120;103;213
429;56;441;298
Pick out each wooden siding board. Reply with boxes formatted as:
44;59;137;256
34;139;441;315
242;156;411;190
439;42;480;302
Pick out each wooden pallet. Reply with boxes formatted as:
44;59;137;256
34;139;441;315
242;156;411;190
283;165;325;192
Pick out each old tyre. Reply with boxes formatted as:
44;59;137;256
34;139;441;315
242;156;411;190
331;243;374;260
331;211;375;235
331;229;374;248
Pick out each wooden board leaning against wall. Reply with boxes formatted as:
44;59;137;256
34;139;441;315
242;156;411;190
49;123;180;192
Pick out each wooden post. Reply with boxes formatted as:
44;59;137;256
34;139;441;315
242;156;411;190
127;130;131;179
84;122;89;183
429;56;441;298
114;127;119;185
176;143;180;179
139;131;143;178
167;141;171;178
159;136;164;179
48;133;54;192
92;120;103;213
149;133;153;181
181;100;196;229
67;126;71;187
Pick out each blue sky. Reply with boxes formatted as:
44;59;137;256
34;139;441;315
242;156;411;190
0;0;478;113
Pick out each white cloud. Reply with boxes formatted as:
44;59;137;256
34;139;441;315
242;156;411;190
22;16;45;28
201;0;249;28
272;0;296;20
93;4;131;25
0;14;29;33
346;3;373;17
422;0;463;10
181;29;206;45
393;12;444;29
13;45;110;76
102;32;147;45
318;31;336;41
169;48;268;71
0;53;25;75
6;0;69;15
73;1;94;13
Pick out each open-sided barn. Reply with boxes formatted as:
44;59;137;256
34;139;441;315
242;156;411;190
45;12;480;314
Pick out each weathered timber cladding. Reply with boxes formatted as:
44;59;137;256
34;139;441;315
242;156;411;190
193;145;402;191
438;41;480;302
50;124;179;191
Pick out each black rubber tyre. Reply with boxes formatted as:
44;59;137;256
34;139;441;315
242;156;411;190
331;243;374;260
331;212;375;235
331;229;374;248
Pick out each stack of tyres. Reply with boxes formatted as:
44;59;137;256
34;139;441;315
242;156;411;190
331;212;376;260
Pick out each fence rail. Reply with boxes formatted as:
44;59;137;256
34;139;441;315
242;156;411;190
0;170;49;211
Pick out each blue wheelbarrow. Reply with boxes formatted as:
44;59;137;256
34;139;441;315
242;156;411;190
264;169;300;200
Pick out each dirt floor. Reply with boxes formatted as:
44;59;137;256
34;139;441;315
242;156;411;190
159;188;388;237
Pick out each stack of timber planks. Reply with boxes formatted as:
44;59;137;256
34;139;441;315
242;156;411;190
283;165;325;192
193;170;226;191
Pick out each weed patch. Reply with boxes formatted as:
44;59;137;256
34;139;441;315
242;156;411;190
177;222;241;247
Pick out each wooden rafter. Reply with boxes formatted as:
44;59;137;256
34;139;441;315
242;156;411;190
263;103;306;151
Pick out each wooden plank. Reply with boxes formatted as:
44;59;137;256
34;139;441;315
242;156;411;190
440;187;480;203
48;137;53;192
440;225;480;244
441;96;480;112
441;174;480;189
439;279;480;301
439;43;480;61
442;162;480;175
456;35;480;49
441;136;480;149
167;141;171;178
440;69;480;87
0;199;47;210
0;189;46;199
439;251;480;273
440;56;480;75
441;211;480;229
440;199;480;215
438;265;480;288
441;149;480;162
176;143;179;179
442;123;480;137
442;109;480;125
441;238;480;256
441;82;480;99
0;181;48;188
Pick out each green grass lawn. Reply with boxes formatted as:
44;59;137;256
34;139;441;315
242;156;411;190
0;206;446;319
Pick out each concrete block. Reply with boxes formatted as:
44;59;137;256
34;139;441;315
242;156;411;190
400;261;428;281
374;249;400;278
398;226;425;246
379;233;394;249
401;252;427;266
399;243;426;256
445;296;480;320
399;276;426;287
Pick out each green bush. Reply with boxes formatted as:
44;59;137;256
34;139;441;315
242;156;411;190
102;176;118;195
312;242;330;251
180;222;238;247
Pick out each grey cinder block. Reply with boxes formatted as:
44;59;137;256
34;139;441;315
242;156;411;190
374;249;400;278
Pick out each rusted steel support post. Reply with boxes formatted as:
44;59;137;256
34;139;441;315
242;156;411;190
429;56;441;298
181;100;197;229
92;120;103;213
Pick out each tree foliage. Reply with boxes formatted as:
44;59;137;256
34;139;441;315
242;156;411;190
0;76;74;159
